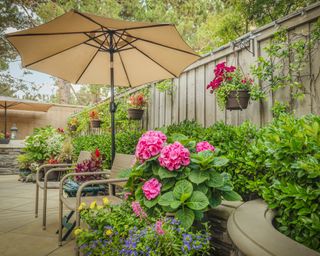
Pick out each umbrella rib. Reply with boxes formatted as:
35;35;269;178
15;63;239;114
117;51;132;87
122;33;199;57
73;10;111;31
115;32;178;78
75;37;108;84
6;30;105;37
24;32;106;68
117;39;138;51
115;24;172;32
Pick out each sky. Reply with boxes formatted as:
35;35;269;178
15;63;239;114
9;59;57;96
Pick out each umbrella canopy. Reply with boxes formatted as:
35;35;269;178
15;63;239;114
6;10;200;161
0;96;53;134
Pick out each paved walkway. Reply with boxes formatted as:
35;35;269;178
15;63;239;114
0;176;75;256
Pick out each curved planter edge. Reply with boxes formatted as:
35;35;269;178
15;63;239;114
227;199;320;256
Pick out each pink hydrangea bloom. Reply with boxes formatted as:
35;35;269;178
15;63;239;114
155;221;165;235
135;132;166;162
124;192;132;200
158;142;190;171
131;201;147;218
142;130;167;142
142;178;162;200
196;141;215;153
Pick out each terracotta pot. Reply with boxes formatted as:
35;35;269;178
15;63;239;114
91;119;102;128
0;138;10;144
128;108;144;120
226;90;250;110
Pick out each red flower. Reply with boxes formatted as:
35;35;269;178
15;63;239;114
95;148;100;158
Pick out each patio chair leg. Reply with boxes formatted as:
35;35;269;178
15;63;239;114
74;211;81;256
35;183;39;218
58;198;63;246
42;188;47;230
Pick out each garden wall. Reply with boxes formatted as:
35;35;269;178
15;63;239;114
144;2;320;129
0;104;83;139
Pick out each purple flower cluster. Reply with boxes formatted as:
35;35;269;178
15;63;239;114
181;232;210;253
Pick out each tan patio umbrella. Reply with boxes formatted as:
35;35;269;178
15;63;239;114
5;10;199;161
0;96;53;135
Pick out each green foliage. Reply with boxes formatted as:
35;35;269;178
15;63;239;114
24;126;64;162
164;116;320;251
165;120;205;141
76;201;211;255
72;130;143;169
254;114;320;251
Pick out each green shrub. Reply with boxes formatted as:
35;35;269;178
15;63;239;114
255;114;320;251
165;120;205;141
72;130;143;169
24;126;64;162
203;121;260;199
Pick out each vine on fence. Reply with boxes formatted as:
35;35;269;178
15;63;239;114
251;18;320;111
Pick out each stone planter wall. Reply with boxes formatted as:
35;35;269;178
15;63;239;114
208;199;320;256
0;141;25;175
207;201;244;256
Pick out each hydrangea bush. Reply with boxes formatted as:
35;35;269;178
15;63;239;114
75;200;211;256
125;131;241;229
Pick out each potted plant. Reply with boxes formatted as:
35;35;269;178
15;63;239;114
58;138;74;164
17;154;32;182
127;93;146;120
89;110;101;128
125;131;242;229
0;132;10;144
68;117;78;131
207;62;256;110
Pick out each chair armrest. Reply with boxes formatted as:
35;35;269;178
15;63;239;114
59;171;111;199
44;167;75;185
36;163;73;184
75;178;129;210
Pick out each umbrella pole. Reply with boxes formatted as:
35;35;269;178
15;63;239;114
109;31;116;163
4;102;7;135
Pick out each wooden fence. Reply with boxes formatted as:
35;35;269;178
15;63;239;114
142;2;320;129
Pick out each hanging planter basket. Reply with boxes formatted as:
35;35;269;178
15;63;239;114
226;90;250;110
91;119;102;128
0;138;10;144
128;108;144;120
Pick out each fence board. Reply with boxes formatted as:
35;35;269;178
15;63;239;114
179;73;187;122
187;69;196;120
172;78;180;124
310;21;320;114
165;89;172;126
205;62;216;127
159;91;165;127
195;65;205;126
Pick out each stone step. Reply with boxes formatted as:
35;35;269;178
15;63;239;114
0;168;18;175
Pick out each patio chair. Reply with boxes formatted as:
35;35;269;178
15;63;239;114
35;151;92;230
58;153;135;253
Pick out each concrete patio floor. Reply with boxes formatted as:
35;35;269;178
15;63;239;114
0;175;75;256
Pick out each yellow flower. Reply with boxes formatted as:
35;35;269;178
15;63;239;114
97;205;103;210
90;201;97;209
74;228;82;236
105;229;113;236
102;197;109;205
78;202;86;211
